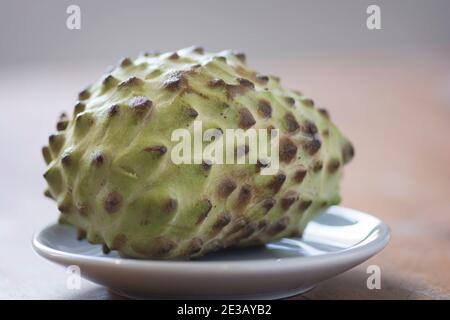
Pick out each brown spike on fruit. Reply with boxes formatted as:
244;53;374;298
213;211;231;230
188;238;203;255
129;96;153;116
155;237;177;256
302;138;321;156
78;88;90;101
214;56;226;62
312;160;323;172
61;153;72;167
233;51;246;63
280;190;299;210
119;76;144;89
301;98;314;107
120;57;133;68
208;78;226;88
102;74;119;89
74;113;94;136
257;220;269;231
237;184;252;207
238;108;256;129
268;216;290;235
44;189;54;199
293;168;307;184
192;46;204;54
77;229;87;240
268;173;286;193
226;217;248;235
327;158;341;174
279;137;297;162
262;198;276;212
284;112;300;133
102;244;111;254
237;78;254;88
217;178;237;198
56;119;68;131
48;134;65;154
104;192;122;214
185;106;199;119
258;99;272;118
164;198;178;214
108;104;120;117
73;102;85;116
141;50;159;57
168;52;180;60
342;141;355;164
298;199;313;212
92;152;105;167
43;167;63;195
58;195;73;214
42;146;52;164
201;160;212;172
163;74;188;91
76;203;89;217
111;234;127;250
318;108;330;119
302;120;318;135
285;97;296;107
255;74;269;84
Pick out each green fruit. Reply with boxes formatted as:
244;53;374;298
42;47;354;259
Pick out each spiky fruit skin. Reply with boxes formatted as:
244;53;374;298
43;47;354;259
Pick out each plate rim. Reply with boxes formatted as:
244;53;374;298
32;206;390;274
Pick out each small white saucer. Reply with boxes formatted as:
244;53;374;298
32;206;390;299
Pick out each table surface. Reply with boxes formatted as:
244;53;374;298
1;54;449;299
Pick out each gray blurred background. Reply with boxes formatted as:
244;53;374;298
1;0;450;67
1;0;450;299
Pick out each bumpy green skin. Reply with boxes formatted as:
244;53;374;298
42;47;354;259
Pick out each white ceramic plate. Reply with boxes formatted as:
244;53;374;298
32;206;390;299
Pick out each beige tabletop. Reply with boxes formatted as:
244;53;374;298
1;54;449;299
